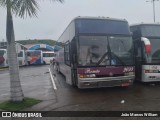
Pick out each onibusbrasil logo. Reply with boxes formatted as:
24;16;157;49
1;112;42;118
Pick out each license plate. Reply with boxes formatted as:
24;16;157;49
121;83;129;87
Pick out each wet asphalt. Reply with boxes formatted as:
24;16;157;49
1;65;160;120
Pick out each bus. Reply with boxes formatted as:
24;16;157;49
54;16;135;88
0;49;7;67
26;50;43;65
130;23;160;82
0;49;26;67
42;51;55;64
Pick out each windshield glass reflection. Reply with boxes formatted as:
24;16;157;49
78;36;134;66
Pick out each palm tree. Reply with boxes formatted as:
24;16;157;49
0;0;63;102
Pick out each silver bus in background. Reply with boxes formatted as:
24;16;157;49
130;23;160;82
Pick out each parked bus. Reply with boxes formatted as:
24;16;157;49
0;49;26;67
0;49;7;67
130;23;160;82
42;51;55;64
54;16;135;88
26;50;43;65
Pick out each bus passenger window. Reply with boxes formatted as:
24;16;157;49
18;51;23;57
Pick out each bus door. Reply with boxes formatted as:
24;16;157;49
134;40;143;80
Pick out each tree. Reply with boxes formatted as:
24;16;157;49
0;0;64;102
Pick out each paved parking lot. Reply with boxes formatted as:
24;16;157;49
1;65;160;120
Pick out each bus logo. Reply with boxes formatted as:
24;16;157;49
151;66;158;70
85;68;100;74
123;67;133;73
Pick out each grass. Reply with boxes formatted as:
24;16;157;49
0;97;41;111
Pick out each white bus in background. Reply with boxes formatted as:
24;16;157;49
0;49;26;67
42;51;55;64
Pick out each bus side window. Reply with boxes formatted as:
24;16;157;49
64;42;71;65
18;51;23;57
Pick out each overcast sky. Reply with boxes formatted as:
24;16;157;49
0;0;160;41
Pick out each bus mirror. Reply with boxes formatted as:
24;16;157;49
141;37;151;53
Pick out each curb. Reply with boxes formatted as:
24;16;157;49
0;68;8;71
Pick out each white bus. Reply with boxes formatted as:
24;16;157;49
0;49;26;67
42;51;55;64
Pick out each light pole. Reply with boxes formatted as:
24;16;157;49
146;0;159;23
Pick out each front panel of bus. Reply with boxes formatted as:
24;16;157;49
75;19;135;88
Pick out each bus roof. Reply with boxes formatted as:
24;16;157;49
73;16;127;22
130;23;160;27
42;51;54;53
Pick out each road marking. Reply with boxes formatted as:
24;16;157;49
49;68;57;90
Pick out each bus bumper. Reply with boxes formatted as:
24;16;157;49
78;75;135;88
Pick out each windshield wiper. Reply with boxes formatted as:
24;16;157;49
96;39;126;66
111;52;126;65
96;40;111;66
96;52;109;66
96;52;126;66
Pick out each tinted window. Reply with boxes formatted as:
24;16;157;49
141;25;160;37
27;51;41;56
108;36;134;65
43;53;55;57
148;38;160;63
64;43;71;65
18;51;23;57
76;19;130;34
0;50;5;56
78;36;108;66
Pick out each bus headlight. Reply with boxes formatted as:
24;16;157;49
145;70;159;73
124;72;134;76
79;74;96;78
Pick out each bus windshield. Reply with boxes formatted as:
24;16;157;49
141;25;160;37
78;36;134;66
108;36;133;65
149;38;160;63
43;53;55;57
